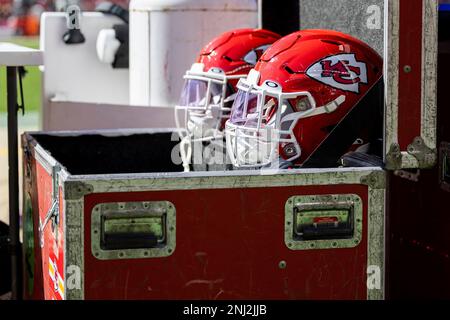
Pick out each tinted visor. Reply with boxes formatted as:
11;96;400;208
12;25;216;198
179;79;232;113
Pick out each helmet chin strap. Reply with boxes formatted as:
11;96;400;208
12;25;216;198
180;135;193;172
180;119;227;172
300;95;346;119
279;95;347;134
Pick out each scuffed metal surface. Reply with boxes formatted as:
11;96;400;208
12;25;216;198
384;0;438;170
385;143;402;170
367;188;385;300
360;170;386;189
359;170;386;300
64;181;94;200
73;168;384;194
407;136;437;168
384;0;400;163
64;197;84;300
421;0;438;149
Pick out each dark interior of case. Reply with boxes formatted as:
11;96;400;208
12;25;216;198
301;78;384;168
30;132;184;175
29;77;385;175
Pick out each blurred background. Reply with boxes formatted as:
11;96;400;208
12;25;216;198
0;0;129;38
0;0;449;224
0;0;129;225
0;0;130;115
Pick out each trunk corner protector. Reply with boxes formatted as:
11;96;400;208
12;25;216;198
407;136;437;169
360;171;386;189
64;181;94;200
385;136;436;170
385;143;402;170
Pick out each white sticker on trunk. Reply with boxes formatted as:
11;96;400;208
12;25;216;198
306;53;368;93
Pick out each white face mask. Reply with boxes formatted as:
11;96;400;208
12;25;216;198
175;76;238;143
230;126;279;167
225;83;303;168
174;65;245;172
225;76;347;168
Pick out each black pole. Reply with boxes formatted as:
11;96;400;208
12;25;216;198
7;66;22;300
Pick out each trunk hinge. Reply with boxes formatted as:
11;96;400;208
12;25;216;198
38;165;61;248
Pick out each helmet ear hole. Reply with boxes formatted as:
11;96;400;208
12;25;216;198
321;39;342;46
222;55;233;62
295;97;312;112
284;65;295;74
282;143;298;158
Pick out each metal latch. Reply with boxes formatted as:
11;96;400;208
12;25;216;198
38;166;60;248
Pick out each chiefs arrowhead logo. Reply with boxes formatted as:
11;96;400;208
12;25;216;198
243;44;272;65
306;54;368;93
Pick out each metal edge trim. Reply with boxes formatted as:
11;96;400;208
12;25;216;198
400;152;420;168
386;0;438;169
70;168;385;194
367;186;386;300
60;161;72;302
33;144;58;175
420;0;438;149
384;0;400;158
63;179;85;300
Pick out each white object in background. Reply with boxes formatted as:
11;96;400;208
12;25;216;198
0;43;43;66
96;29;121;64
40;12;129;115
129;0;258;107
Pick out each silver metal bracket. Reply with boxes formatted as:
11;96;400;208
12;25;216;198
38;166;60;248
385;143;402;170
360;171;386;189
386;137;436;170
64;181;94;200
407;136;437;169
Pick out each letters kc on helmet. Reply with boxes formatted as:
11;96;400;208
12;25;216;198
225;29;383;168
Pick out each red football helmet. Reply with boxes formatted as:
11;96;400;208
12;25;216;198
225;29;383;168
175;28;281;144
